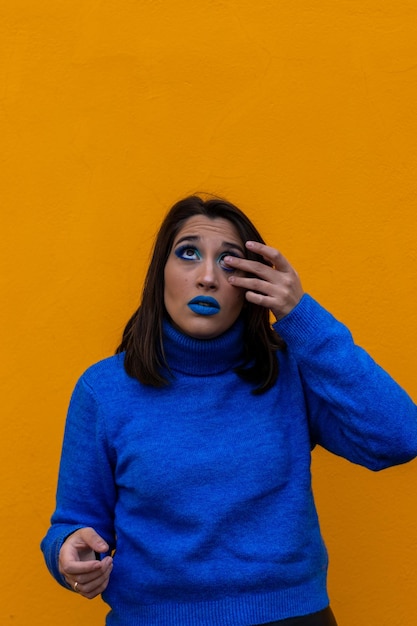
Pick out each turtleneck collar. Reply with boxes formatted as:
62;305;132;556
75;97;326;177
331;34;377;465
162;317;245;376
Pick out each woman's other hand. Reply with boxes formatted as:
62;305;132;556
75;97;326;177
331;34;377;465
225;241;304;321
59;527;113;599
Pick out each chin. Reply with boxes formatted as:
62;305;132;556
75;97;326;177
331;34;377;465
187;328;222;340
182;320;226;340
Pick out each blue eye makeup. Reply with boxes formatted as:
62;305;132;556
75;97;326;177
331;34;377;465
218;252;241;272
173;244;243;272
174;245;201;261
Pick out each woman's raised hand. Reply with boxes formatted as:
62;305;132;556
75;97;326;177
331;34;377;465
59;527;113;599
226;241;304;321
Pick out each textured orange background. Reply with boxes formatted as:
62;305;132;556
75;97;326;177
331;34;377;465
1;2;417;625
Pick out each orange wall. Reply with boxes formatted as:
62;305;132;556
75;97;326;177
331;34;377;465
1;2;417;625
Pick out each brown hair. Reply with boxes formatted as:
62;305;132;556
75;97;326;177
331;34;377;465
116;195;285;394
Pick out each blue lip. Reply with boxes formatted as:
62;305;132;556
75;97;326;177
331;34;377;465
187;296;220;316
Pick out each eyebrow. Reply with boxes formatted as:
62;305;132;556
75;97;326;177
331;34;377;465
174;235;245;256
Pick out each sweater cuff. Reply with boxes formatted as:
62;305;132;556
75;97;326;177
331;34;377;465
273;294;340;349
41;525;86;590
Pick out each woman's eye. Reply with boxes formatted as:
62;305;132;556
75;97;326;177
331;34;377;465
218;252;240;272
175;246;199;261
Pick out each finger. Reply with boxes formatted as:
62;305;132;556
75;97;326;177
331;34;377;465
63;557;103;577
245;241;293;272
78;563;112;599
72;573;110;600
224;255;279;282
63;556;113;582
60;528;109;572
66;557;113;598
80;575;111;600
74;527;109;554
228;263;303;319
228;274;276;296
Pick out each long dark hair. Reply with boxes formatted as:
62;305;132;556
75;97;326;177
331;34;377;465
116;195;285;394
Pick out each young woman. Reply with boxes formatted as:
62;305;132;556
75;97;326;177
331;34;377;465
41;195;417;625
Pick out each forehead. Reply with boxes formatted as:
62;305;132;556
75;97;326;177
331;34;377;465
173;215;243;245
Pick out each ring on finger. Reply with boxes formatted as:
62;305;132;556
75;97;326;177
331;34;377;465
74;581;80;593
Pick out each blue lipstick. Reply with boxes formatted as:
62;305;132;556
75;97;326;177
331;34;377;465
187;296;220;316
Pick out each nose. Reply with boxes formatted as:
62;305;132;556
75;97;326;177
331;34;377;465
196;259;219;290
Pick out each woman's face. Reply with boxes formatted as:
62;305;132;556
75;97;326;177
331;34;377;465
164;215;246;339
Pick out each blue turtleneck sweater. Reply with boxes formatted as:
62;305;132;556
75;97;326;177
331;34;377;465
41;295;417;626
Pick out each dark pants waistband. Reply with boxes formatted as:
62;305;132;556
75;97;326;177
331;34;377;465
253;606;338;626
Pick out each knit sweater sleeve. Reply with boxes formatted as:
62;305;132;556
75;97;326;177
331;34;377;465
40;373;116;588
274;294;417;471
